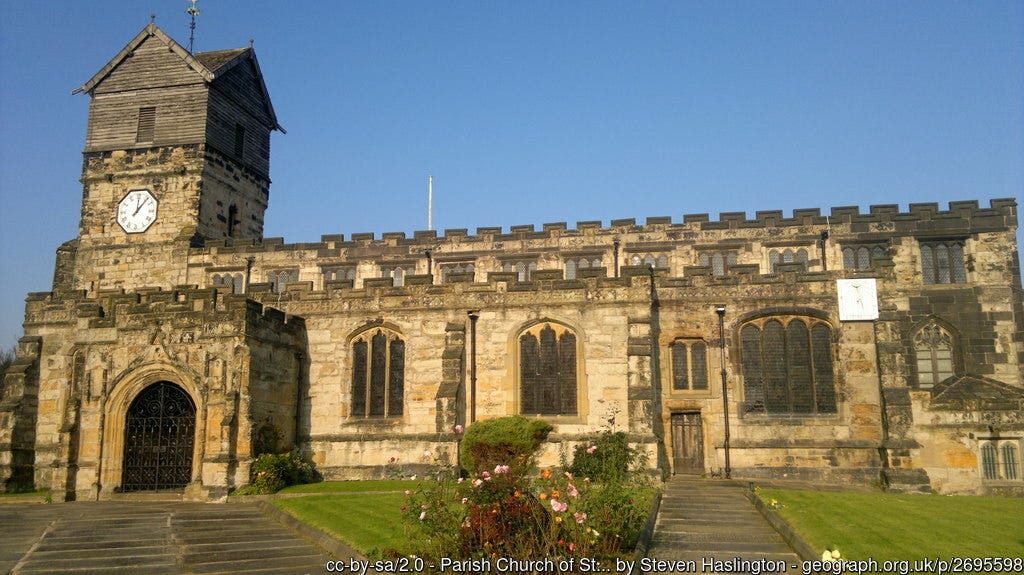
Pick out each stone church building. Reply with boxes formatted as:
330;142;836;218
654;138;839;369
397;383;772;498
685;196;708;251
2;24;1022;501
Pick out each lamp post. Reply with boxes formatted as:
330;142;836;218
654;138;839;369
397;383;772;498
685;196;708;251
612;237;621;278
467;310;480;423
716;305;731;479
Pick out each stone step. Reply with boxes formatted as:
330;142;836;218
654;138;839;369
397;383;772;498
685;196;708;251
187;554;328;574
643;477;800;570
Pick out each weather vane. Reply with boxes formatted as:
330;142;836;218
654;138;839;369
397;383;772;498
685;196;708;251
187;0;200;53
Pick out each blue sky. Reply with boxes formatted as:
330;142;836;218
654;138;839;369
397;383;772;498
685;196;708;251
0;1;1022;350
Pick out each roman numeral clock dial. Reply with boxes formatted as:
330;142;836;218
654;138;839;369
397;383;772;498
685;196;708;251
116;189;158;234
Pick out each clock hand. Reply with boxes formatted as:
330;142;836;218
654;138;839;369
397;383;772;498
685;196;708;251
133;196;149;216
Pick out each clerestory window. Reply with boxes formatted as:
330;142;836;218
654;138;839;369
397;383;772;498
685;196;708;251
842;244;886;271
441;262;475;282
267;270;299;293
768;248;808;273
565;257;602;280
503;260;538;282
698;252;737;277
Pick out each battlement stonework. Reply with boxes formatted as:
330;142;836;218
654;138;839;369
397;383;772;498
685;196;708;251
2;23;1022;499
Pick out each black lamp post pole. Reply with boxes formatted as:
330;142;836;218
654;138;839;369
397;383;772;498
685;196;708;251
467;310;479;423
716;305;731;479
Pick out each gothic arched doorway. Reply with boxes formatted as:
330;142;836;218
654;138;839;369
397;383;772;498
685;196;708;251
121;381;196;491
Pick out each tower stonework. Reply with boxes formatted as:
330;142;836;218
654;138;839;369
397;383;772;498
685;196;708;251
2;24;1022;500
69;23;279;294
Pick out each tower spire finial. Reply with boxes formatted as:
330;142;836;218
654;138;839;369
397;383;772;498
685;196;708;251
186;0;200;52
150;13;156;24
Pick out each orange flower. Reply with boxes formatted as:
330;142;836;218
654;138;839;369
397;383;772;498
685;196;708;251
541;469;552;479
513;490;521;498
539;493;548;500
551;490;561;498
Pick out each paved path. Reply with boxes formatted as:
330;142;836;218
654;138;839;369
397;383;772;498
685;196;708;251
0;501;340;574
643;477;802;574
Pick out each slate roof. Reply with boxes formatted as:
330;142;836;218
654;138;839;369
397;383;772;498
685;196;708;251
930;374;1024;411
195;48;249;73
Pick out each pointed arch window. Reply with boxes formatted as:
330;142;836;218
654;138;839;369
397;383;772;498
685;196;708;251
350;328;405;418
740;317;836;414
519;322;579;416
914;323;955;387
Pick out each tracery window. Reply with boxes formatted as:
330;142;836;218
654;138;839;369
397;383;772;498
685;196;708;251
671;340;709;391
740;317;836;414
768;248;808;272
211;273;244;294
503;260;538;282
564;257;602;280
267;270;299;293
350;328;405;418
842;244;886;270
914;323;955;388
629;253;669;269
324;267;357;283
919;240;966;285
980;440;1021;481
441;262;475;282
519;322;578;416
698;252;737;277
381;265;415;287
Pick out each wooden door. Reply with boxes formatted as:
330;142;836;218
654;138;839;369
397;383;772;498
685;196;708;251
671;412;704;474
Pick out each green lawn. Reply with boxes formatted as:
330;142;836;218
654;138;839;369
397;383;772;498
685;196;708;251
278;480;421;494
272;493;411;558
761;488;1024;559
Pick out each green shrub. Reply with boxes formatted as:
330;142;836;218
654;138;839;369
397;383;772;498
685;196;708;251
460;416;553;477
567;432;638;483
235;450;318;494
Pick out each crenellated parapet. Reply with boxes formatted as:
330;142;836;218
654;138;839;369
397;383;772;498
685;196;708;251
194;198;1016;256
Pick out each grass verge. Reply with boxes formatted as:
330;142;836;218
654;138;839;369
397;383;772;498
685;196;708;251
272;493;410;558
760;488;1024;559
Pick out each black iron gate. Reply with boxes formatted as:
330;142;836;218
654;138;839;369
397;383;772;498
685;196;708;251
121;381;196;491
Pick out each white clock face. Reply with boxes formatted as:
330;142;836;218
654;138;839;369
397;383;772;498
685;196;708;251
117;189;158;234
837;278;879;321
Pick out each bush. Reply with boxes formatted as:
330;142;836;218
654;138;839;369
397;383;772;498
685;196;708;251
460;416;552;477
402;425;656;565
568;431;638;483
235;450;318;494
